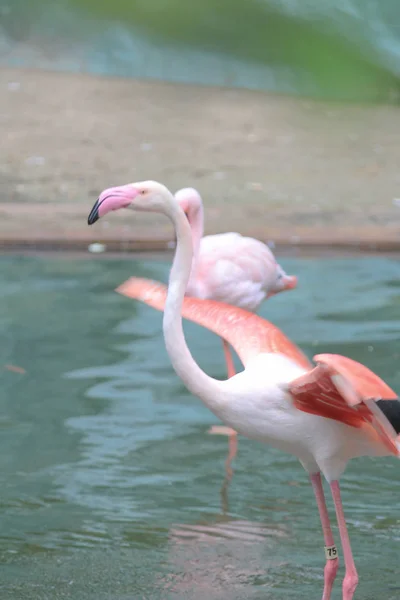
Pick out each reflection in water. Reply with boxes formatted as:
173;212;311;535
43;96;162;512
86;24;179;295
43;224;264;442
220;475;231;515
1;256;400;599
166;521;288;598
165;471;290;599
171;472;288;543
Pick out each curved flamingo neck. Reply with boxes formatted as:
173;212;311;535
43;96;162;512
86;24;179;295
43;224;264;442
163;197;227;411
184;194;204;289
186;195;203;257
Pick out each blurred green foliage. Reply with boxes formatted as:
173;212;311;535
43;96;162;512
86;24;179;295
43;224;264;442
65;0;399;101
1;0;399;101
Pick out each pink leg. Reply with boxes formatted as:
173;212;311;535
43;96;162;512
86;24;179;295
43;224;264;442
222;338;236;379
310;473;339;600
222;339;238;479
330;481;359;600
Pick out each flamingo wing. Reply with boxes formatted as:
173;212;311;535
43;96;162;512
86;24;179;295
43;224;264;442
288;353;400;455
116;276;311;370
116;277;399;454
314;354;398;400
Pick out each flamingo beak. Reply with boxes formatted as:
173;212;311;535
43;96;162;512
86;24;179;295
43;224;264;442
267;274;298;299
88;199;101;225
282;275;298;291
87;185;139;225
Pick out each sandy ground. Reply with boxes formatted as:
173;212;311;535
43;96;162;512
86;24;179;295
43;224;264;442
1;66;400;252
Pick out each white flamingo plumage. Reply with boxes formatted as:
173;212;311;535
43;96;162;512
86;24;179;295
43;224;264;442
88;181;400;600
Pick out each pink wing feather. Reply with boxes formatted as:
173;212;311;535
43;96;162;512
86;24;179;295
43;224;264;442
289;353;399;455
116;276;311;370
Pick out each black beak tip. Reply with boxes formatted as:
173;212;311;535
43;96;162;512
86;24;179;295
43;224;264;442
87;201;100;226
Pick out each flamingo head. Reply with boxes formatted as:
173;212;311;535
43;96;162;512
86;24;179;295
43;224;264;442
174;187;203;220
88;180;172;225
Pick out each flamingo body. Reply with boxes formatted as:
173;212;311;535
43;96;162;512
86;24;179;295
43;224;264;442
117;276;400;481
185;231;290;310
176;188;297;309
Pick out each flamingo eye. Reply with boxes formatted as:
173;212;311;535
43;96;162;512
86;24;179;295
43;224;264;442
140;189;147;195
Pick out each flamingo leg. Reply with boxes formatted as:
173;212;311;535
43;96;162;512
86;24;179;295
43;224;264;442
221;338;238;479
310;473;339;600
330;481;359;600
222;338;236;378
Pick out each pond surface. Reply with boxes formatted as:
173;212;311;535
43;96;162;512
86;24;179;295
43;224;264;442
0;255;399;599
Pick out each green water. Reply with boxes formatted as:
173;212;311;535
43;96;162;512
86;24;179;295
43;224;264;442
1;254;400;599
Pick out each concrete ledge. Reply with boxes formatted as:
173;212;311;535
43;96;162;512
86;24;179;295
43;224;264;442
1;67;399;254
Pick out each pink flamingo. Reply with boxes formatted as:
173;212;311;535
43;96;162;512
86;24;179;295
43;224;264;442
88;181;400;600
177;187;297;474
